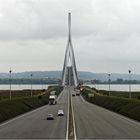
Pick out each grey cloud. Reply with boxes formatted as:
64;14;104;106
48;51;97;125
0;0;140;73
0;0;140;41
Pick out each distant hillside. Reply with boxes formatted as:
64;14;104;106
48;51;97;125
79;72;140;81
0;71;140;81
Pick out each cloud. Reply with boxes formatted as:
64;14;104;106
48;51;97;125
0;0;140;73
0;0;140;41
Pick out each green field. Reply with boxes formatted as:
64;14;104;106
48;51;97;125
0;89;44;101
0;86;63;123
92;87;140;99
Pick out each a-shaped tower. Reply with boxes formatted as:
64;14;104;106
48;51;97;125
61;13;78;86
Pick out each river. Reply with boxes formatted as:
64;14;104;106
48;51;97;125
88;84;140;91
0;84;57;90
1;84;140;91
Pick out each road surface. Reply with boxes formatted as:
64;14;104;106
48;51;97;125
72;89;140;139
0;87;69;139
0;87;140;139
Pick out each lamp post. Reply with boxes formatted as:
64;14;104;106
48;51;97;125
128;69;131;99
30;73;33;97
9;69;12;100
108;73;111;96
42;79;44;90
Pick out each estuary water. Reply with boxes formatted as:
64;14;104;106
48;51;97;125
1;84;140;92
88;84;140;92
0;84;57;90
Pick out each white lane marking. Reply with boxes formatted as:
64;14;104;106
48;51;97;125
66;87;69;140
71;88;77;140
0;89;64;128
80;95;140;127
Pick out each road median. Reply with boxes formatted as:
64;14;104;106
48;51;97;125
68;87;76;140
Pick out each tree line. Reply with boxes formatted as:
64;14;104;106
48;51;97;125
0;78;60;84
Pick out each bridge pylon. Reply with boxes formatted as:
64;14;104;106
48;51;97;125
61;13;78;87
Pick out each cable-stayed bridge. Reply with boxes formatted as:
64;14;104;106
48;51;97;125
62;13;78;87
0;13;140;140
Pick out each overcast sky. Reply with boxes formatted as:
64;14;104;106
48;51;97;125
0;0;140;74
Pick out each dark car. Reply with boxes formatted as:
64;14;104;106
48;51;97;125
72;93;75;96
47;114;54;120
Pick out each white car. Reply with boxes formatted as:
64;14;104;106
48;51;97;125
58;109;64;116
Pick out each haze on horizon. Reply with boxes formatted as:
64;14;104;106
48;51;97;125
0;0;140;74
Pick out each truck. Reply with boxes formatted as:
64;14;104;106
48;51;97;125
49;95;57;105
75;89;80;96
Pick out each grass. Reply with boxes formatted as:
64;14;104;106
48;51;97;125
81;86;140;122
0;86;63;123
0;89;44;101
92;88;140;99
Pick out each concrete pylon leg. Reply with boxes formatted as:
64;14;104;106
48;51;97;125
61;13;78;87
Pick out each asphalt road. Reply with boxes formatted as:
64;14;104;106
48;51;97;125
0;87;69;139
0;87;140;140
72;90;140;139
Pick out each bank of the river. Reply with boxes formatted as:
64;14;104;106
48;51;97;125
96;89;140;99
81;86;140;122
0;84;55;90
0;89;43;101
88;84;140;91
0;86;63;123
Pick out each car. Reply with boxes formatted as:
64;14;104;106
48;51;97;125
47;114;54;120
58;109;64;116
72;93;75;96
76;92;80;96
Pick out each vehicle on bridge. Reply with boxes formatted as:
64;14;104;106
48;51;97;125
47;114;54;120
72;93;76;96
49;95;57;105
76;89;80;96
58;109;64;116
80;87;84;92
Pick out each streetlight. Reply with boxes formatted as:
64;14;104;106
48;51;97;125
9;69;12;100
30;73;33;97
42;79;44;90
108;73;111;96
128;68;131;99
